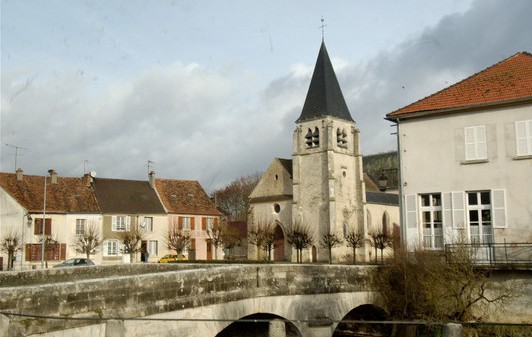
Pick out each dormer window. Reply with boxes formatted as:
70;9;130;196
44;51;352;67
337;128;347;148
305;127;320;148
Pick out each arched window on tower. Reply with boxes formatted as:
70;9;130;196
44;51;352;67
305;127;320;149
337;128;348;148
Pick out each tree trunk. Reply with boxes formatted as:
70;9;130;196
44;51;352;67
352;247;357;264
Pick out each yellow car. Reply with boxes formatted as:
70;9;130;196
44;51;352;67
158;254;186;263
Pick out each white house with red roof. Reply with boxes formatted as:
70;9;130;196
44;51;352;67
387;52;532;262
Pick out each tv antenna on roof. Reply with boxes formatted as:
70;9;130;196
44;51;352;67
147;160;154;175
5;144;28;172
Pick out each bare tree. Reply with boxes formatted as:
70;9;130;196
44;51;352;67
117;227;146;263
248;220;275;261
344;227;365;264
73;222;102;259
372;245;522;335
164;225;191;257
205;219;242;260
319;233;343;264
286;222;314;264
42;236;59;268
370;228;393;263
211;173;260;222
1;230;22;270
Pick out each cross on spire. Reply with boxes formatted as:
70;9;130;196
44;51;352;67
320;17;327;41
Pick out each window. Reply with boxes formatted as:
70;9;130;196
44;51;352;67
206;217;214;230
112;216;130;231
305;127;320;148
273;203;281;213
103;240;120;256
336;128;347;148
76;219;86;235
148;240;158;256
467;191;493;244
182;217;191;230
516;120;532;156
420;194;443;249
464;125;487;161
34;218;52;235
143;217;153;232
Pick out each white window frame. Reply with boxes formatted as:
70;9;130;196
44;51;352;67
464;125;487;161
112;216;130;232
76;219;86;235
206;217;214;230
103;240;120;256
420;194;443;250
516;120;532;156
182;217;191;230
466;191;493;244
143;217;153;232
148;240;158;256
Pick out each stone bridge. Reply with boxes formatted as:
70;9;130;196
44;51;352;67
0;264;383;337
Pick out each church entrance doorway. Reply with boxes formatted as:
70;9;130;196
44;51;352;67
273;224;285;261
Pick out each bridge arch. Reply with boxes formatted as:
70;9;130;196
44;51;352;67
216;313;302;337
333;304;390;337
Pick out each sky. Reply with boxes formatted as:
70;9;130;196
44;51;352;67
2;0;532;193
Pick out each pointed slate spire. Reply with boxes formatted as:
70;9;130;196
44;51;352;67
297;41;354;123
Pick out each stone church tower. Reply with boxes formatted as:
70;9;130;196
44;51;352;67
292;41;365;263
249;41;370;263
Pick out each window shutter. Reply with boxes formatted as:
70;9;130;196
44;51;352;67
442;192;452;228
125;216;131;231
492;189;507;228
465;127;476;160
60;244;66;260
25;244;31;261
178;217;183;230
34;219;41;235
112;216;117;231
214;218;219;226
451;192;466;228
516;120;532;156
190;238;196;250
191;217;195;230
45;219;52;235
202;217;206;230
405;194;418;229
476;125;487;159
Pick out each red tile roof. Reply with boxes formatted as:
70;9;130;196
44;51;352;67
0;172;100;213
155;179;220;216
387;52;532;119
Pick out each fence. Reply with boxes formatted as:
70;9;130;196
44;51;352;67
445;242;532;267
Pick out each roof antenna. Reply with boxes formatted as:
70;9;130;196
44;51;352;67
147;160;154;175
320;16;327;42
5;143;28;172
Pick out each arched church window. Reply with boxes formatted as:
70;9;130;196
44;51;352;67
312;127;320;147
382;212;390;236
305;128;313;148
337;128;348;148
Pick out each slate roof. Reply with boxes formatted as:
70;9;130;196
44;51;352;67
366;191;399;206
92;178;166;214
155;179;220;216
0;172;100;214
387;51;532;120
297;41;354;123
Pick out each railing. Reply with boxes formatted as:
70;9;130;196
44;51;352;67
445;242;532;267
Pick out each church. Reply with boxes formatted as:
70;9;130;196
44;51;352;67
248;41;399;263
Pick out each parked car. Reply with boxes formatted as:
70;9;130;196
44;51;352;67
54;258;95;268
158;254;186;263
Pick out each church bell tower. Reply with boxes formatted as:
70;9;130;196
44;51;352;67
292;41;366;263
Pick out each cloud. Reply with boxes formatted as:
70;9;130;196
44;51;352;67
2;0;532;193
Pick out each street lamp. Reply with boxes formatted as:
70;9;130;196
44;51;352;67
21;212;32;270
378;168;398;192
41;170;53;269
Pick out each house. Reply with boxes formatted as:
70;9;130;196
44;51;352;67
248;41;399;263
386;52;532;261
0;169;101;269
152;172;222;260
91;175;167;264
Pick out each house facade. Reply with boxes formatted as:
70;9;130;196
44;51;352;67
249;41;399;263
387;52;532;259
0;169;101;270
153;173;222;260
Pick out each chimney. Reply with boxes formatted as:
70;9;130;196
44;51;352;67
84;173;93;186
16;168;24;181
49;169;58;185
149;171;156;188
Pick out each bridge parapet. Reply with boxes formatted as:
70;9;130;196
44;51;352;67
0;264;377;336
